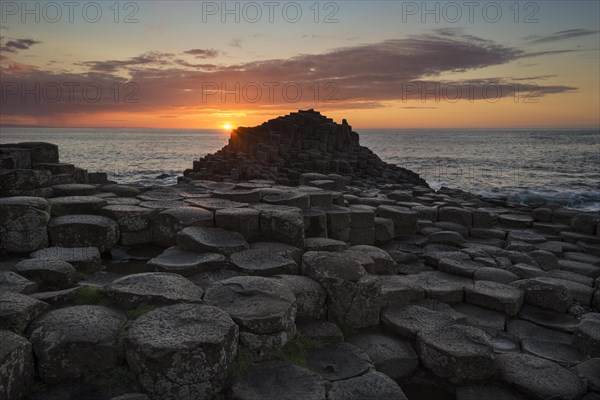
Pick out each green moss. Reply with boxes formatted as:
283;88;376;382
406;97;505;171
232;348;256;379
72;286;111;306
50;203;69;217
126;304;154;320
85;366;136;388
279;333;324;368
116;304;155;359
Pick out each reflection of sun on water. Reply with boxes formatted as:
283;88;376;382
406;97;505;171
223;123;232;130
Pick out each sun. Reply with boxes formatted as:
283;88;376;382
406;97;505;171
223;123;232;130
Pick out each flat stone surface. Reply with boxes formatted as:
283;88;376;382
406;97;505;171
417;324;496;383
52;184;96;196
186;197;248;211
263;191;310;209
0;271;38;294
296;320;343;344
138;200;188;209
126;304;238;400
456;385;525;400
301;251;366;282
204;276;296;334
29;246;101;273
272;275;326;320
147;247;225;276
574;313;600;358
230;249;298;276
214;207;259;238
521;337;587;366
304;237;348;252
13;258;77;290
473;267;519;284
381;304;456;339
0;330;34;400
48;214;119;252
250;242;303;264
305;342;372;381
177;226;249;256
26;305;126;383
438;258;485;278
0;292;49;333
100;205;156;231
575;358;600;392
49;196;107;216
347;333;418;379
451;303;506;332
511;278;573;312
231;360;326;400
465;281;524;316
519;305;579;333
136;189;182;201
150;206;214;247
103;272;204;308
497;353;586;400
328;371;408;400
349;245;396;274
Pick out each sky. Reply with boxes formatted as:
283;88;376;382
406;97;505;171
0;0;599;129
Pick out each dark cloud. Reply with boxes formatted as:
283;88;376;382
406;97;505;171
2;38;41;53
526;29;599;44
79;51;175;72
183;48;220;58
0;32;578;122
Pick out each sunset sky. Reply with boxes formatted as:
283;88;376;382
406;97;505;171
1;0;599;129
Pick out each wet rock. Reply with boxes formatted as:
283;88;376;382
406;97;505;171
0;271;38;294
0;330;34;400
381;304;456;340
328;371;408;400
574;313;600;357
215;207;260;239
126;304;238;400
103;272;204;308
0;292;49;333
48;214;119;252
177;226;249;255
272;275;327;319
231;359;326;400
30;246;101;273
465;281;524;316
417;324;496;383
306;342;372;381
147;247;225;276
27;305;126;383
497;353;586;400
347;333;418;379
13;258;77;290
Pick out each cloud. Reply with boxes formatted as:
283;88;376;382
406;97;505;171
0;32;578;122
526;29;599;44
1;38;41;53
79;51;176;72
183;48;220;58
229;38;242;48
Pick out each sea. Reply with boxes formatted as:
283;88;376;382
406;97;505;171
1;128;599;211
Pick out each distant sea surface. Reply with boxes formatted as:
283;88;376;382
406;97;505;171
2;127;599;210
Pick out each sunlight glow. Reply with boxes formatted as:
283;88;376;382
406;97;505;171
223;123;232;130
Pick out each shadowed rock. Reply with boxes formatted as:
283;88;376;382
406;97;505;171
177;226;249;255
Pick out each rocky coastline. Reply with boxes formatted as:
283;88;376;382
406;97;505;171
1;110;599;400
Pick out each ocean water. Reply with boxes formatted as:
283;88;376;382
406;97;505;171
1;127;599;210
